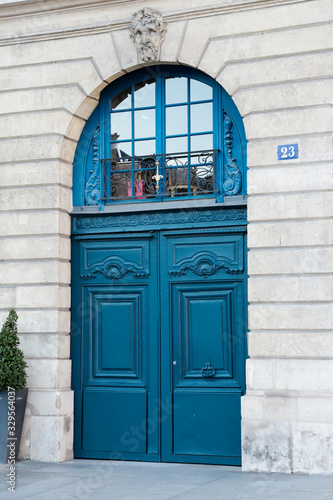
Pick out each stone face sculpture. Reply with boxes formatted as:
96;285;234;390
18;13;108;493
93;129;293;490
130;7;166;62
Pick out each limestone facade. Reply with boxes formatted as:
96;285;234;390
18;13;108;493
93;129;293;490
0;0;332;472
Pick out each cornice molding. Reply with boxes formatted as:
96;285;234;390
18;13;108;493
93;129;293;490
0;21;130;47
0;0;310;47
0;0;134;18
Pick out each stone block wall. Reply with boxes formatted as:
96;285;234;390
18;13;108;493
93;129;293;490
0;0;332;470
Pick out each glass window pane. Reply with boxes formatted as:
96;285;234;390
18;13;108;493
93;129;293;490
166;137;188;169
165;136;188;154
190;103;213;133
166;106;188;136
191;134;213;153
111;111;132;141
134;109;155;139
134;139;156;157
134;79;155;108
111;142;132;159
165;77;187;104
111;87;132;110
190;79;213;102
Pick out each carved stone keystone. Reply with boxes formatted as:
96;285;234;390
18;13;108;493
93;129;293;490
130;7;166;62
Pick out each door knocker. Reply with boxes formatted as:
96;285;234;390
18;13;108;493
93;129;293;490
201;359;216;378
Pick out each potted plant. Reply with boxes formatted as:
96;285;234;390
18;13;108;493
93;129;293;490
0;309;28;464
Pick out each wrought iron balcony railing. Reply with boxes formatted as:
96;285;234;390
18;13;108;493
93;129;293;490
100;149;218;202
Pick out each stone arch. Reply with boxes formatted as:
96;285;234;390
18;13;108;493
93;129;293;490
59;59;249;168
70;64;246;209
55;41;249;463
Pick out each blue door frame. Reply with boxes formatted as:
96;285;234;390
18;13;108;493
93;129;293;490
71;206;247;465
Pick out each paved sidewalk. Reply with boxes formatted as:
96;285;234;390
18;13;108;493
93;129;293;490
0;459;332;499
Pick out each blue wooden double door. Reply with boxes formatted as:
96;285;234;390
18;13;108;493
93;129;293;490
72;220;247;465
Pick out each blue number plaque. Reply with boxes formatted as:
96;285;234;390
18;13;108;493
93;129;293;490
278;144;298;160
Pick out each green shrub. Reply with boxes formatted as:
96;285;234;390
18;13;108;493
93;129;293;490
0;309;27;392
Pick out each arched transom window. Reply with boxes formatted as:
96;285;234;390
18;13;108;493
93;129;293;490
74;66;246;208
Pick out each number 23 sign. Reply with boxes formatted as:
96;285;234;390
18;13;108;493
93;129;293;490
277;144;298;160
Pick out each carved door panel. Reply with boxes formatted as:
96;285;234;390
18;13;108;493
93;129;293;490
71;232;160;461
72;226;246;464
160;228;246;465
